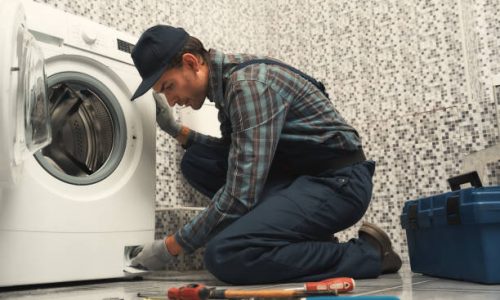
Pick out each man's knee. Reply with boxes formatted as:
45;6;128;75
203;237;250;284
203;238;232;283
180;143;228;182
180;149;194;179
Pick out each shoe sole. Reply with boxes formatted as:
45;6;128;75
383;250;403;273
358;222;392;255
359;222;402;273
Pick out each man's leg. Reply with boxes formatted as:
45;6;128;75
180;141;229;198
204;161;382;284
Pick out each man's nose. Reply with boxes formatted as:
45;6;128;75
164;93;176;107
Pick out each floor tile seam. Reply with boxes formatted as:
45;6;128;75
409;288;500;293
353;279;433;296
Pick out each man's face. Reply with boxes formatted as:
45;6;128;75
152;53;208;110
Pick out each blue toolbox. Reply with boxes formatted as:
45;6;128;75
401;172;500;284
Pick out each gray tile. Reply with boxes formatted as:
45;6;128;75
371;288;500;300
410;278;500;292
3;268;500;300
0;272;216;300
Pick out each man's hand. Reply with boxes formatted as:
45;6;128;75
153;91;181;138
130;238;176;271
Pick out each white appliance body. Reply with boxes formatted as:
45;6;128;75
179;102;221;138
0;0;156;286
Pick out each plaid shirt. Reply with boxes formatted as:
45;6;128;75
175;49;362;253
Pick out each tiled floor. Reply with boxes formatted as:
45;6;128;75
1;265;500;300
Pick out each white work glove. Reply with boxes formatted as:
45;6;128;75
153;91;182;138
130;239;176;271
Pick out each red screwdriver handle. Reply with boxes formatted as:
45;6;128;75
305;277;355;293
168;284;211;300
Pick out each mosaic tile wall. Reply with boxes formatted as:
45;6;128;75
264;0;500;263
155;208;206;271
35;0;500;269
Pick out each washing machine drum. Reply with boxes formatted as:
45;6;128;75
35;74;127;185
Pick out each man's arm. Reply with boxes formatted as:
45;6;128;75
154;91;223;147
166;235;182;255
175;80;290;252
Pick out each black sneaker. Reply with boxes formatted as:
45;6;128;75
359;222;402;274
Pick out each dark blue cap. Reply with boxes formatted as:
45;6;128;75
130;25;189;101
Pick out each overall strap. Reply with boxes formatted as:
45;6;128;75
232;59;329;98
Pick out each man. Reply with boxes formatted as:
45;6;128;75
129;25;402;284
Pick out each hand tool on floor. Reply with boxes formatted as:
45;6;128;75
137;277;354;300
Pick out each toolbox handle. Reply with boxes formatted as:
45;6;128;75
447;171;483;191
408;204;418;229
447;195;461;225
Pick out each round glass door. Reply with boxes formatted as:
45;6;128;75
34;72;127;185
18;29;51;158
0;0;51;186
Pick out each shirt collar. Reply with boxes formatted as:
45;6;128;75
207;49;225;106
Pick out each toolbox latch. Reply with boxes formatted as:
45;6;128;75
408;204;418;229
447;171;483;191
446;195;461;225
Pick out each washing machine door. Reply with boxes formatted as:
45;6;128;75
0;0;51;187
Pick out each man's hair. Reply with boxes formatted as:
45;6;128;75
167;36;209;69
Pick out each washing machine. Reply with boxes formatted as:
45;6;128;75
179;103;221;138
0;0;156;286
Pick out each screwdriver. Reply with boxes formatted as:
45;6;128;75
138;277;355;300
138;284;337;300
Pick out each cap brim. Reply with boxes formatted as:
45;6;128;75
130;64;168;101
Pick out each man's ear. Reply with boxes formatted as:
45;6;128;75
181;53;200;71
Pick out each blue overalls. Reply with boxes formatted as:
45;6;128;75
180;60;382;284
